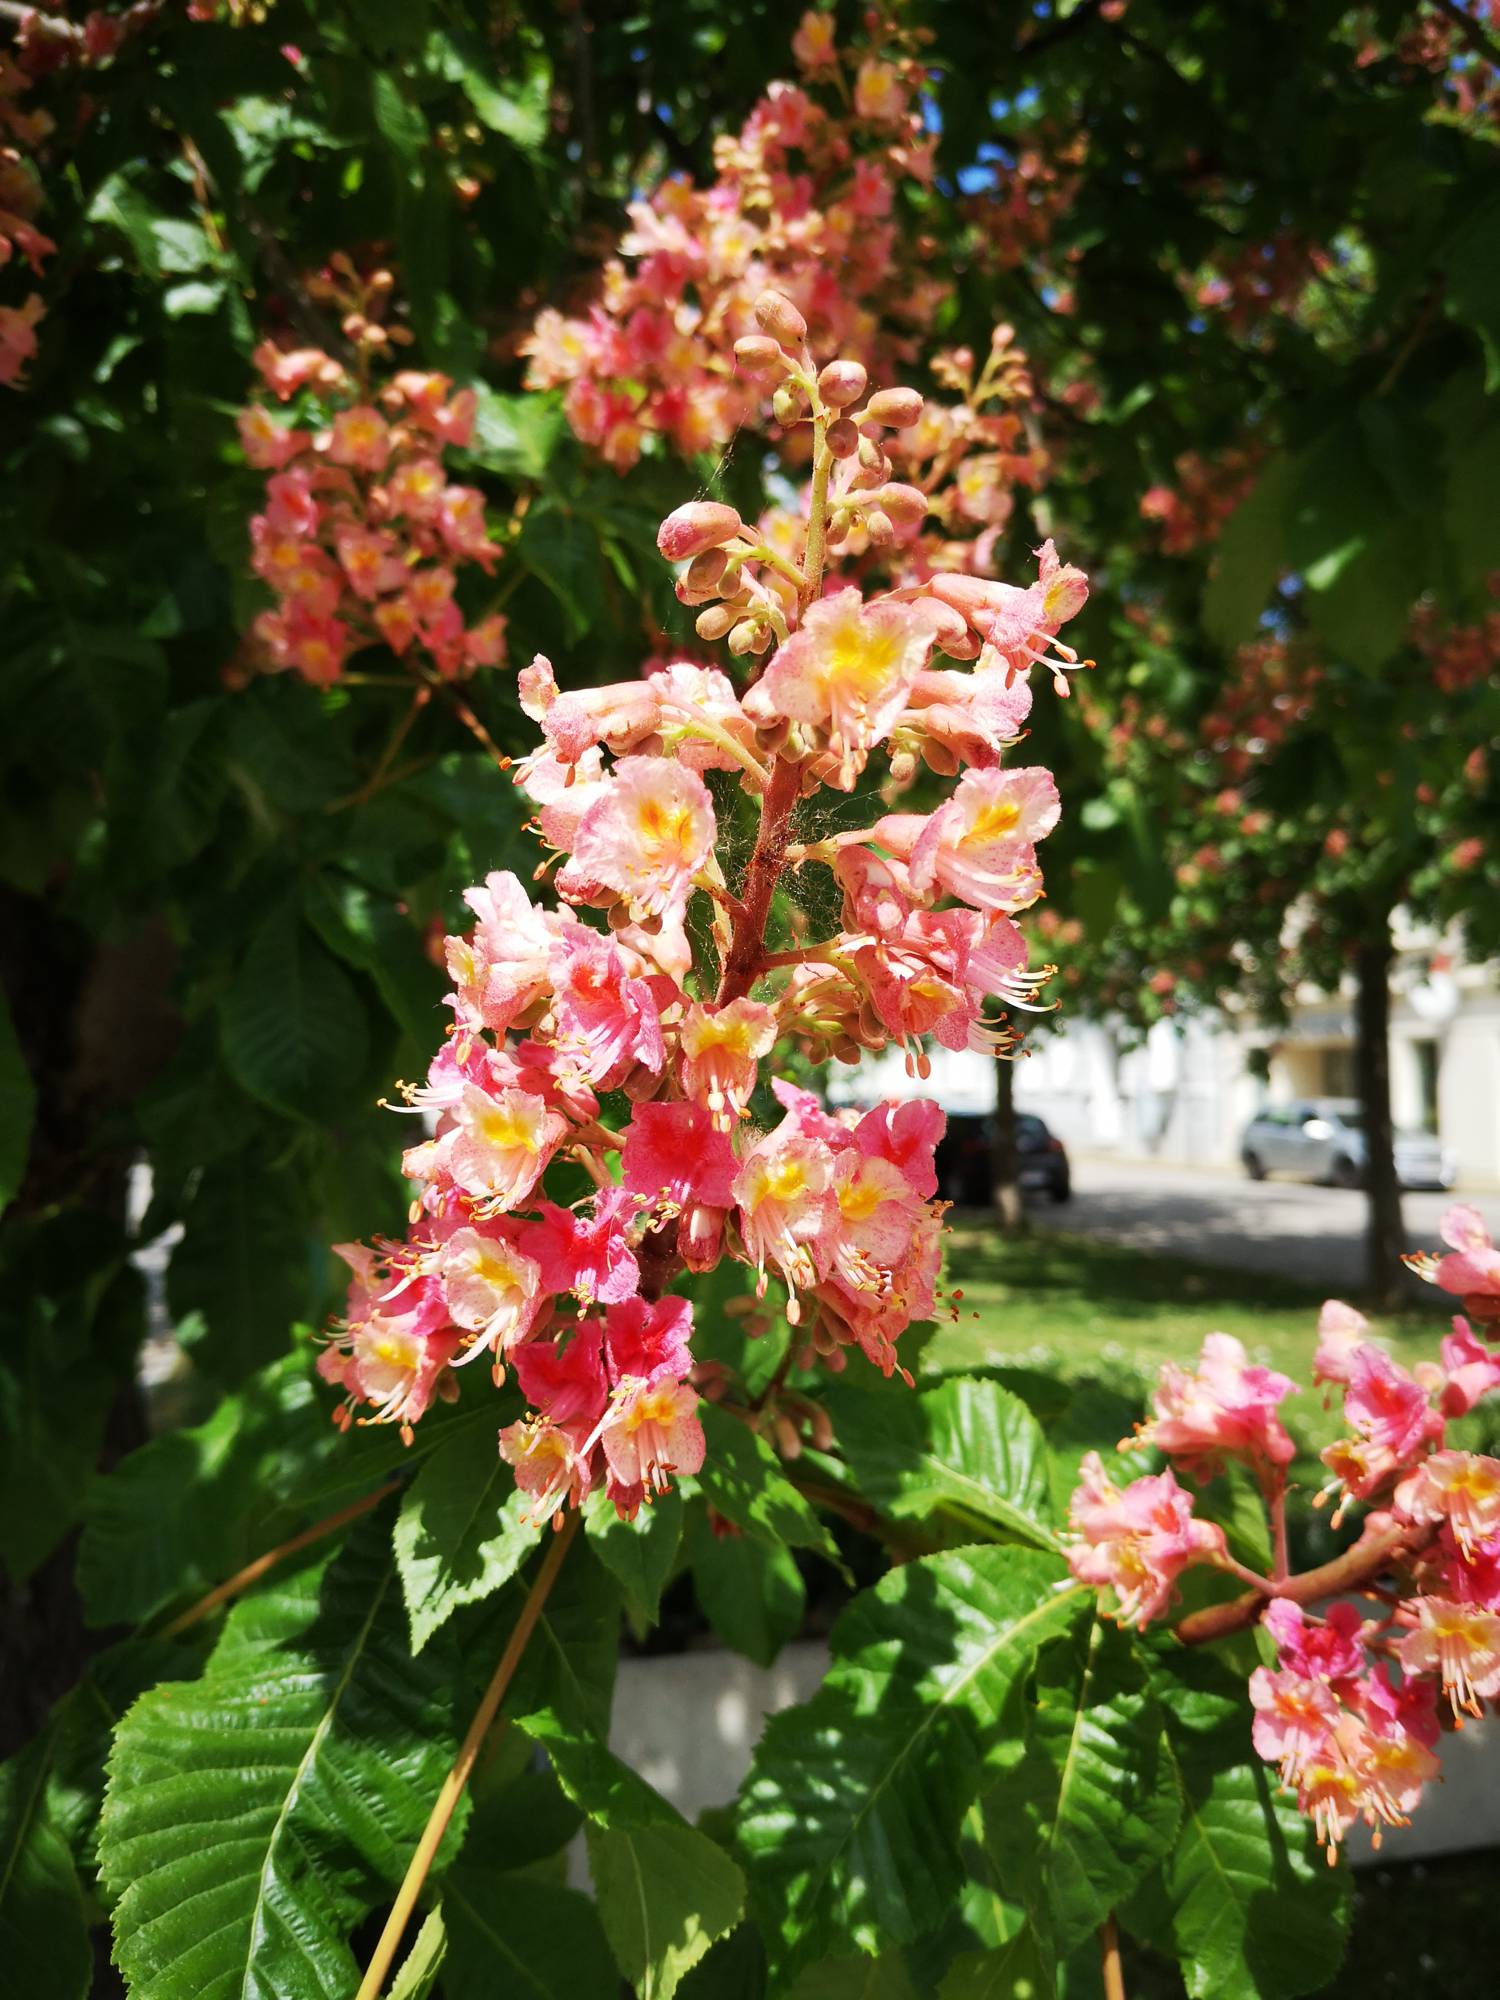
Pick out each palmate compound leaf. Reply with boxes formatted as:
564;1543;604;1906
735;1546;1088;1991
981;1612;1180;1957
1123;1650;1351;2000
820;1376;1057;1550
98;1518;464;2000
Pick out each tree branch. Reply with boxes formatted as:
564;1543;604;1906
1174;1519;1433;1647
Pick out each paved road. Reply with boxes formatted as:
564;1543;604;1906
1023;1156;1500;1298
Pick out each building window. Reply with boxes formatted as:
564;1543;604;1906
1414;1038;1439;1133
1319;1047;1356;1097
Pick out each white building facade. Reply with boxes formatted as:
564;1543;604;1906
827;929;1500;1188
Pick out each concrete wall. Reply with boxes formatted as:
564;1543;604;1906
594;1644;1498;1874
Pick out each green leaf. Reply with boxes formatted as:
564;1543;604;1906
443;1872;618;1999
1123;1654;1349;2000
515;1707;745;2000
100;1521;465;2000
370;70;429;165
736;1547;1088;1985
387;1905;447;2000
77;1351;347;1627
786;1952;920;1999
692;1404;842;1563
0;991;34;1216
165;1154;311;1385
1442;187;1500;389
689;1508;805;1667
585;1485;684;1624
0;1736;92;2000
937;1931;1055;2000
394;1419;541;1651
823;1375;1057;1549
587;1816;748;2000
426;29;550;150
220;902;371;1120
303;875;445;1049
466;384;565;478
982;1615;1179;1955
1202;455;1289;651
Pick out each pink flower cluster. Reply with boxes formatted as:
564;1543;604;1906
324;300;1087;1524
1138;446;1263;556
0;4;155;387
1;40;57;387
521;14;941;467
1069;1205;1500;1855
237;278;503;686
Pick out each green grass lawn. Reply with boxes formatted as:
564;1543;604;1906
930;1220;1448;1460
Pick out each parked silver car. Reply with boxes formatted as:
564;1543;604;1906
1240;1099;1456;1189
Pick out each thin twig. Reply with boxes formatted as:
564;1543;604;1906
1099;1913;1128;2000
354;1513;581;2000
157;1480;401;1639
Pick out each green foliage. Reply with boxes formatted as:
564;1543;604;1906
394;1414;540;1650
0;1735;92;2000
99;1520;465;2000
736;1548;1087;1985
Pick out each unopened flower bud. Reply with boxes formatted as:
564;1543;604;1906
772;382;804;427
864;507;895;546
657;501;744;562
827;416;859;458
727;617;765;656
817;358;868;409
753;288;807;347
857;434;887;472
864;386;924;428
734;334;791;378
773;1414;803;1460
696;604;738;641
873;482;927;528
685;548;729;593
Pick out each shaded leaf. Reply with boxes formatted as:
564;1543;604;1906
692;1404;842;1563
585;1484;683;1625
982;1615;1179;1955
0;1735;91;2000
0;991;34;1217
736;1547;1087;1986
689;1507;805;1667
220;903;370;1121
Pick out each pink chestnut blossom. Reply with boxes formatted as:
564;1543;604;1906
680;999;777;1130
1396;1595;1500;1718
903;764;1060;911
745;589;938;787
434;1224;543;1362
1312;1298;1369;1387
424;1083;568;1211
1394;1450;1500;1556
546;929;668;1090
1432;1204;1500;1322
1437;1317;1500;1416
1067;1452;1228;1627
567;756;716;921
1133;1333;1296;1480
733;1113;836;1313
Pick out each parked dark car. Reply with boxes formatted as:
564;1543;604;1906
935;1111;1072;1207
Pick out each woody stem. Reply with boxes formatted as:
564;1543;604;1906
1099;1914;1128;2000
353;1512;580;2000
716;755;803;1003
157;1480;402;1639
1175;1519;1433;1648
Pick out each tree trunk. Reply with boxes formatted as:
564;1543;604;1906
992;1055;1026;1236
1354;921;1406;1310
